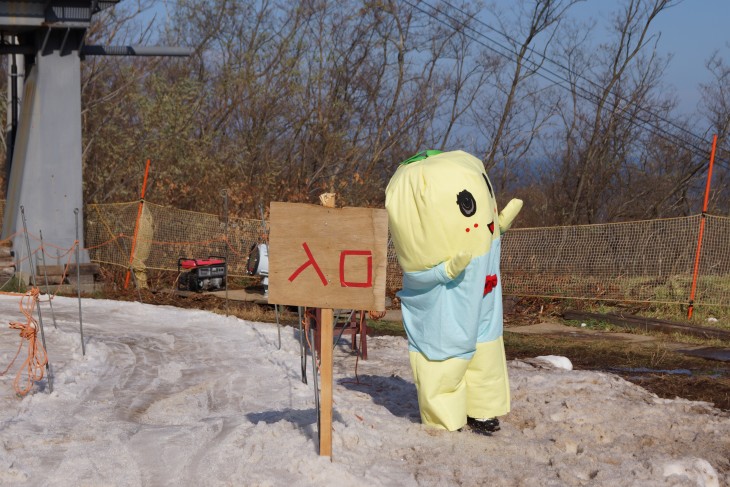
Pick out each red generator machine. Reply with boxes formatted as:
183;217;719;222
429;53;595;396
177;256;227;292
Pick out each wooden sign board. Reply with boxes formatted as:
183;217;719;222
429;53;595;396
267;202;388;311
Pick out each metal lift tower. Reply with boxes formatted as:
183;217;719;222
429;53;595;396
0;1;189;278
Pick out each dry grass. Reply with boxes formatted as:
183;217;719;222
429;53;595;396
504;332;730;411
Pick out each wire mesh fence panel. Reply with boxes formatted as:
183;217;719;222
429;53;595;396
385;239;401;296
693;215;730;307
84;201;137;269
500;216;709;305
16;200;722;310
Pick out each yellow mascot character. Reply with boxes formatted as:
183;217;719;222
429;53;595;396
385;150;522;434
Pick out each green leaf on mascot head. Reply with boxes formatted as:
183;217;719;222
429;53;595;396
399;149;443;166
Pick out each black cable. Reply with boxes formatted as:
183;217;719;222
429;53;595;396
432;0;730;171
439;0;723;149
401;0;730;171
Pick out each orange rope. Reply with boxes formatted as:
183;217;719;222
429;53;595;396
2;288;48;396
0;232;21;247
10;239;80;302
368;310;386;320
222;236;255;258
339;311;369;386
303;308;370;386
119;234;227;247
25;231;75;254
79;230;247;253
59;240;79;284
82;233;124;251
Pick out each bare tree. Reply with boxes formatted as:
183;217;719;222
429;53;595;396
698;50;730;215
477;0;581;193
81;0;172;204
76;0;723;224
545;0;684;224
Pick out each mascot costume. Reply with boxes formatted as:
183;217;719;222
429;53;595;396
385;150;522;434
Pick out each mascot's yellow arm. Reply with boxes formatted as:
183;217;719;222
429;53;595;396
498;199;523;234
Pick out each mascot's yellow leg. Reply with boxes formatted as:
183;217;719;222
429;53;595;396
409;352;470;431
465;336;510;419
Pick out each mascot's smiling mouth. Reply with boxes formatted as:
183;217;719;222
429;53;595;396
468;219;495;234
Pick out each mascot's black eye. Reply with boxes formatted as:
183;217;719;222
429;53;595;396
456;190;477;217
482;174;493;198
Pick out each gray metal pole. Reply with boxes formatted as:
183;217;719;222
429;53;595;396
20;206;53;393
74;208;85;356
128;264;143;303
80;45;194;57
299;306;307;384
310;325;320;436
38;230;57;329
275;304;281;350
221;189;229;316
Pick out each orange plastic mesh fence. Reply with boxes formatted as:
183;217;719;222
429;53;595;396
62;203;730;308
85;202;266;278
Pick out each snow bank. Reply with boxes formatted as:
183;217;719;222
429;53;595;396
0;296;727;486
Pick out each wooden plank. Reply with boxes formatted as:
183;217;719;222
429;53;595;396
267;202;388;311
43;282;99;294
563;310;730;341
267;197;389;459
32;274;94;285
36;263;100;275
32;275;67;285
319;307;333;457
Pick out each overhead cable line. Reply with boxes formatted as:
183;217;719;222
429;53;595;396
401;0;730;171
409;0;729;170
439;0;722;149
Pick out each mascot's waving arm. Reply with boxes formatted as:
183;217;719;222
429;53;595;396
499;199;523;234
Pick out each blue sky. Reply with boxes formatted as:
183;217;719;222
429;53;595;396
652;0;730;114
569;0;730;115
140;0;729;116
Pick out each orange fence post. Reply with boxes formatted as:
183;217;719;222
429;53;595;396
124;159;151;289
687;134;717;319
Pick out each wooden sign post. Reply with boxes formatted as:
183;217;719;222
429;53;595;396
317;194;335;459
267;197;388;458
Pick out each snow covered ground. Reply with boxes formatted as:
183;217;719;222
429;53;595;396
0;295;728;486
